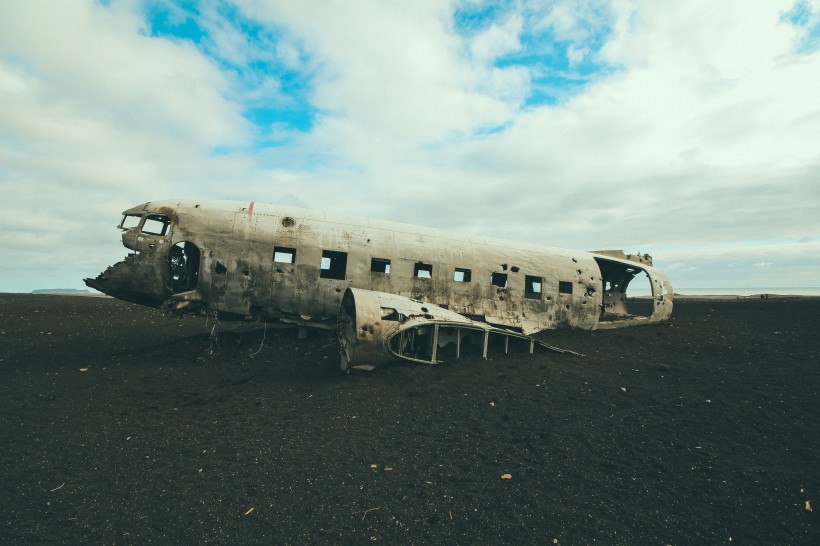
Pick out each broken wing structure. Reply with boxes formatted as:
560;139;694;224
86;200;673;370
338;288;583;372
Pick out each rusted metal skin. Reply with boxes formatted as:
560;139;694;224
85;199;673;368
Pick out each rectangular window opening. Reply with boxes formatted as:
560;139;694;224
559;280;573;294
525;275;542;299
454;268;471;282
371;258;391;274
120;214;142;230
141;214;171;236
320;250;348;280
273;246;296;264
414;262;433;279
491;272;508;288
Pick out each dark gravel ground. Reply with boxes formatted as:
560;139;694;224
0;294;818;545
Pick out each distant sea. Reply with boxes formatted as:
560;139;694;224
672;287;820;297
626;287;820;297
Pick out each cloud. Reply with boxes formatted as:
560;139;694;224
467;12;524;62
783;0;820;52
0;0;255;290
0;0;819;292
664;263;697;273
652;239;820;287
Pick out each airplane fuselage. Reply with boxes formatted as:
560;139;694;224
86;200;673;368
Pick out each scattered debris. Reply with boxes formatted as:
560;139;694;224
362;507;380;520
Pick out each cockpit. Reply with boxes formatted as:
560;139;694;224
85;203;201;307
120;213;171;236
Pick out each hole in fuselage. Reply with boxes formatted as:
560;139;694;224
170;241;200;293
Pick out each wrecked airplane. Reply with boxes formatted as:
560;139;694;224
85;200;673;371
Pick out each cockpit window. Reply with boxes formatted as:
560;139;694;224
141;214;171;236
120;214;142;230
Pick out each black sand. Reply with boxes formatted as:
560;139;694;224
1;294;818;544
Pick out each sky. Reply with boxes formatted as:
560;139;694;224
1;0;819;293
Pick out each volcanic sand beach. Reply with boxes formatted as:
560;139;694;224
1;294;818;544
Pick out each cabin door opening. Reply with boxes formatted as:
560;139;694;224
594;257;653;319
169;241;201;293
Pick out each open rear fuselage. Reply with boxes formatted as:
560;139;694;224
86;200;673;337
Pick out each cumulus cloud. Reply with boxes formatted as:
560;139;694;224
0;0;818;291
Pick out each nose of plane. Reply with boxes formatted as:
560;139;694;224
84;255;170;307
83;275;107;293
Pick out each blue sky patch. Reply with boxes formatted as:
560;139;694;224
453;0;514;35
782;0;820;52
142;0;318;143
473;120;514;137
784;0;812;25
455;1;617;106
143;0;205;43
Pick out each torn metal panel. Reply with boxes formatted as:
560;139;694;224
592;254;672;328
589;249;654;267
338;288;579;371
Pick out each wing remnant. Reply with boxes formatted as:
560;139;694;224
338;288;580;372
